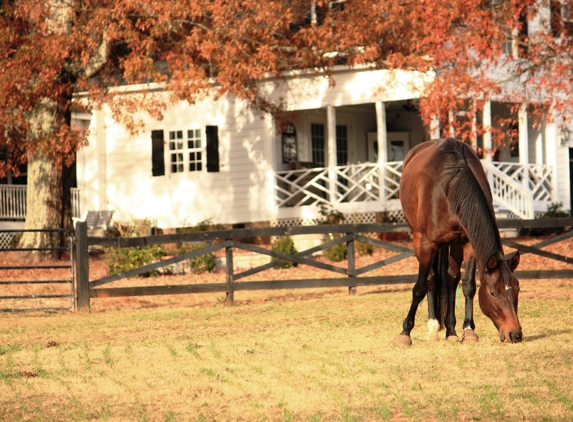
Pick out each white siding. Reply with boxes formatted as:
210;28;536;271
80;92;276;228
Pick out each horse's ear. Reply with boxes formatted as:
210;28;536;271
507;251;520;271
486;254;499;272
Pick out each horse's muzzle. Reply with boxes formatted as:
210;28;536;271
500;329;523;343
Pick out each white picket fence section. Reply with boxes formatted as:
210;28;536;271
0;186;80;220
275;161;555;219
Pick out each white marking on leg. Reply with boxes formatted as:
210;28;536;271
427;319;440;334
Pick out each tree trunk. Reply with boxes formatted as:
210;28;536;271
19;99;72;259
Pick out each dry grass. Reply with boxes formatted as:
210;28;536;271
1;235;573;421
0;277;572;421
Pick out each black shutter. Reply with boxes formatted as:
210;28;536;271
206;125;220;173
151;130;165;177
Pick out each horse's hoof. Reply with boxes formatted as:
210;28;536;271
461;329;479;344
394;334;412;347
446;335;459;342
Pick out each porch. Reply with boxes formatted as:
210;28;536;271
274;160;555;221
0;186;81;221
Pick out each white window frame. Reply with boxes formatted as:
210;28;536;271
168;128;204;175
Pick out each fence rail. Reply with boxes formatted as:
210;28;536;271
75;218;573;312
0;229;75;312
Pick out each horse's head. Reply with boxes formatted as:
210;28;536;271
478;252;522;343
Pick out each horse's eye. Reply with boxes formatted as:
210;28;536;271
490;291;497;298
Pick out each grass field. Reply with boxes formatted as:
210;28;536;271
1;277;573;421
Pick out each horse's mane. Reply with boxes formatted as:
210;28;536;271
438;139;506;273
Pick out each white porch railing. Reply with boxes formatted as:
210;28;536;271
0;186;81;220
274;162;405;208
275;161;555;219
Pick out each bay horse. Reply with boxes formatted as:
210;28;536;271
396;138;522;346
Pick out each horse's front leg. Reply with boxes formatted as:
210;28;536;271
395;235;435;347
460;245;479;344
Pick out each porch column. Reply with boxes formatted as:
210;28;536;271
430;115;440;139
327;105;337;204
545;106;559;202
448;110;456;138
482;100;493;162
518;103;529;165
375;101;387;200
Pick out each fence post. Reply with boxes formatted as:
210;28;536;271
225;241;234;306
75;221;90;312
347;234;356;296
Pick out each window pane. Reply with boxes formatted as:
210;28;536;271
336;125;348;165
311;123;325;166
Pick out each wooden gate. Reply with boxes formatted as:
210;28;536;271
0;229;75;312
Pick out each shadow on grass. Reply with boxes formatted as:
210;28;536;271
525;329;572;342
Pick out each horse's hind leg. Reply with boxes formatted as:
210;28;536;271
444;245;463;341
460;245;479;344
395;235;434;347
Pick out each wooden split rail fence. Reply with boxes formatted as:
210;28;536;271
75;218;573;312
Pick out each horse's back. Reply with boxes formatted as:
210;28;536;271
399;138;490;243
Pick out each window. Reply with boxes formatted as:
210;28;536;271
551;1;573;36
152;126;219;177
168;129;204;174
187;129;202;171
169;130;185;173
336;125;348;165
311;123;325;166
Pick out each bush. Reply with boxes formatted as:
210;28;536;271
104;219;166;277
271;236;298;269
105;245;166;277
356;238;375;256
176;218;227;233
323;243;347;262
178;242;216;274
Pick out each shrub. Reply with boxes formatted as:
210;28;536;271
178;242;216;274
356;237;375;256
104;219;166;277
323;243;347;262
176;218;227;233
271;236;298;269
105;245;166;277
316;202;345;225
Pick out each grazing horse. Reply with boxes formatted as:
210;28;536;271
396;138;522;346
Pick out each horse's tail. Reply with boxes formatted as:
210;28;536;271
433;247;450;330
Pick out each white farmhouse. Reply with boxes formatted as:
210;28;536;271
71;64;568;231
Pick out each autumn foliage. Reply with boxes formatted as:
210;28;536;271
0;0;571;237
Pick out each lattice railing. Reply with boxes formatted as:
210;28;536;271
275;160;555;220
275;162;405;207
275;166;330;207
485;162;553;202
332;163;381;203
